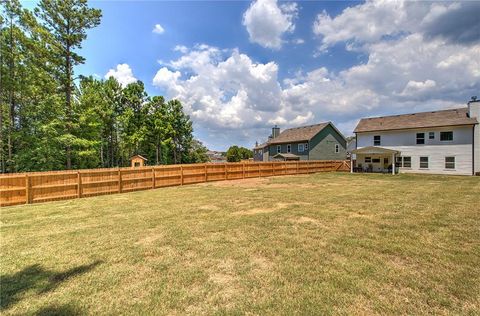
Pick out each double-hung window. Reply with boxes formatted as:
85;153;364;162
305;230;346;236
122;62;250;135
335;144;339;153
305;143;309;150
395;156;402;167
420;157;429;169
396;156;412;168
298;143;304;152
445;156;455;169
365;157;372;163
440;131;453;141
416;133;425;144
429;132;435;139
374;135;381;146
276;145;281;153
287;144;291;153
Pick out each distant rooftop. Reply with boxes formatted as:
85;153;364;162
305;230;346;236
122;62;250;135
268;122;330;145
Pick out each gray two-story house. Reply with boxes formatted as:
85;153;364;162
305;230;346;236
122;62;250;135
253;122;347;161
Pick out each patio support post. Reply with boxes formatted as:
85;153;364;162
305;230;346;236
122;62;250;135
350;154;353;173
392;153;395;175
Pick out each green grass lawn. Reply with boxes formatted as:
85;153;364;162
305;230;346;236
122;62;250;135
1;172;479;315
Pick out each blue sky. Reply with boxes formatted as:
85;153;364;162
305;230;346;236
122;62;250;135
23;0;480;151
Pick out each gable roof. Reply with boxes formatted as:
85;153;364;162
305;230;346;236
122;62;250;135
272;153;300;160
268;122;330;145
355;108;478;133
254;142;268;150
131;155;148;161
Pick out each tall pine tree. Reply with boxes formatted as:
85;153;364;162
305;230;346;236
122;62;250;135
35;0;101;169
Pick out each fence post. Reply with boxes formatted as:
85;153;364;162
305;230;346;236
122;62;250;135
224;163;227;180
152;167;156;189
204;164;207;182
258;163;261;177
180;165;184;185
25;174;31;204
242;163;245;179
118;168;122;193
77;171;82;198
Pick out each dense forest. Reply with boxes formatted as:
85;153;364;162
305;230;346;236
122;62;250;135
0;0;208;173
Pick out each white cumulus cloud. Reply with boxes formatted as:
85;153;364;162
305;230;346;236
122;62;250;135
151;1;480;149
242;0;298;49
152;23;165;34
104;64;137;87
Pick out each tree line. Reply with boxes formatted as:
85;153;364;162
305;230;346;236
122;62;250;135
226;146;253;162
0;0;208;173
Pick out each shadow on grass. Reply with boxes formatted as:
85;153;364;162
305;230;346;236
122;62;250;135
35;303;83;316
1;260;102;311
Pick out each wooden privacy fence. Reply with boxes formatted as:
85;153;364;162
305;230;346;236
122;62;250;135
0;160;350;206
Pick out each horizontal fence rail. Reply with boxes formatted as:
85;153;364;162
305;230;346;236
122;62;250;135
0;160;351;206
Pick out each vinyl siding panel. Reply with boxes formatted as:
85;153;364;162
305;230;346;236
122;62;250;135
309;125;347;160
474;124;480;173
268;142;309;160
357;126;474;175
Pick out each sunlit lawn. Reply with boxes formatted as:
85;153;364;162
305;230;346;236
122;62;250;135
1;172;479;315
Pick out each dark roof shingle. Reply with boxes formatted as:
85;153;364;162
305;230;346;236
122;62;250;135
268;122;329;144
354;108;478;133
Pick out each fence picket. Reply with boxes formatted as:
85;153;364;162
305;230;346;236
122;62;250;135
1;160;350;206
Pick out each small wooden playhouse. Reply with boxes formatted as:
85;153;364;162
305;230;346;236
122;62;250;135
130;155;147;168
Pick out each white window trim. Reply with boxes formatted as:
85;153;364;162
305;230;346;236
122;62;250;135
397;156;412;168
445;156;456;170
440;131;454;142
416;133;425;145
305;143;309;150
335;144;339;153
373;135;381;146
298;143;304;152
276;145;281;153
419;156;429;169
287;144;291;153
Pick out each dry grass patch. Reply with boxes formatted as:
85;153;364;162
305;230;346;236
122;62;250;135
1;172;479;315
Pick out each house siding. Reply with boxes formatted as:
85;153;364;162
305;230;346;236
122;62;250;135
357;126;474;175
268;142;309;161
254;123;347;162
309;125;347;160
469;102;480;174
474;124;480;174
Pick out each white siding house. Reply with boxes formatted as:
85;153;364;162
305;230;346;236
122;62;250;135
351;100;480;176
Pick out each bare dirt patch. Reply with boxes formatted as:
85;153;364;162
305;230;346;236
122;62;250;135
289;216;321;225
198;205;220;211
266;183;317;189
348;211;374;219
250;255;273;272
135;229;164;246
197;177;269;188
235;202;289;215
235;202;313;216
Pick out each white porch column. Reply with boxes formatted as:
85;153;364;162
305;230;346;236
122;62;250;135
392;153;395;175
350;154;353;173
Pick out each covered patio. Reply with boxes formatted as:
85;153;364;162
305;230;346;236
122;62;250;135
350;146;400;175
272;153;300;161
